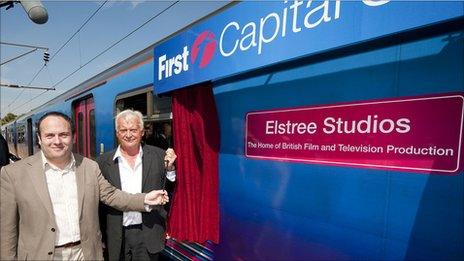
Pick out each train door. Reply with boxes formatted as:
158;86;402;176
26;118;33;156
74;97;96;158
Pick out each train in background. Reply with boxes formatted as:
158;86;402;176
2;1;464;260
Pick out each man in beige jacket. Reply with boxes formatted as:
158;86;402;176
0;111;169;261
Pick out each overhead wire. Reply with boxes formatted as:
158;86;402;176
11;1;180;113
50;1;180;89
1;48;38;66
5;1;108;112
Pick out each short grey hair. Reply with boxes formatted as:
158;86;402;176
115;109;144;130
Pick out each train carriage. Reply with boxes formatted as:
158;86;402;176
2;1;464;260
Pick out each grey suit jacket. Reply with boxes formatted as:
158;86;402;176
97;145;168;260
0;153;146;261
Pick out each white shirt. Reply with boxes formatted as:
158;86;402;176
113;146;144;226
113;146;177;226
41;152;80;246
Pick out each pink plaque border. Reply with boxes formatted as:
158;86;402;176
245;94;464;174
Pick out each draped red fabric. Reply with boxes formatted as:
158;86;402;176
167;83;220;243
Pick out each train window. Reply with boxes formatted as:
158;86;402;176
35;124;40;150
17;125;25;144
152;95;172;118
143;120;173;150
116;99;124;114
77;113;84;154
27;118;34;156
115;86;173;150
89;109;96;158
116;93;147;115
115;86;152;115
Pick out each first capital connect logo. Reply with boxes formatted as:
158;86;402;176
157;0;392;81
158;31;216;81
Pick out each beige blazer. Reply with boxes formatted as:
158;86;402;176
0;153;146;261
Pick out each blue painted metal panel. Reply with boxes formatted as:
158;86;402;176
213;30;464;260
154;1;463;93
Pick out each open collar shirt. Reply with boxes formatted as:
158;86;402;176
41;152;80;246
113;146;144;226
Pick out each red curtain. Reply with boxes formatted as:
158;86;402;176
167;83;220;243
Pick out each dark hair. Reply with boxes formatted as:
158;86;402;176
37;111;75;136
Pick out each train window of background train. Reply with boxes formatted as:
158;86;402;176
17;125;25;144
89;109;96;158
27;118;33;156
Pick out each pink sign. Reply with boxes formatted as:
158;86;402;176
245;93;464;174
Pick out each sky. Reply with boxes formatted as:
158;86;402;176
0;0;230;119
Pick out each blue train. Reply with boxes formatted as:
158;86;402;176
2;1;464;260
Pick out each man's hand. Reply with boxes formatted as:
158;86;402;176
144;190;169;205
164;148;177;171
